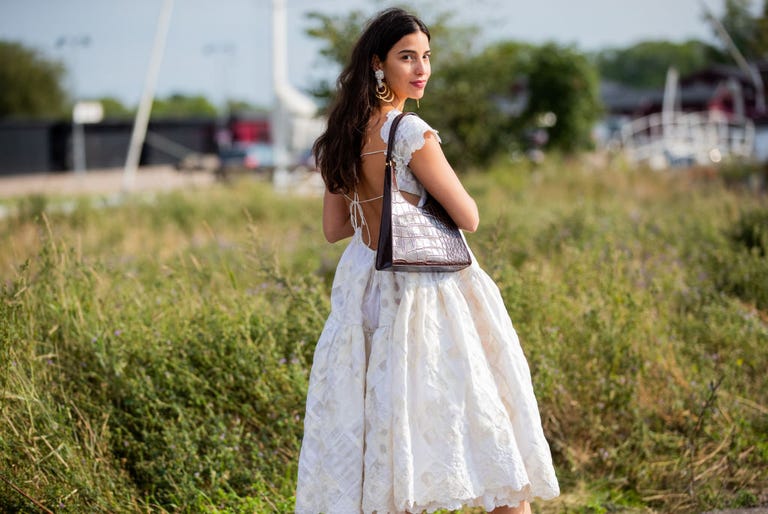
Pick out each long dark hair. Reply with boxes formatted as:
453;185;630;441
314;8;430;194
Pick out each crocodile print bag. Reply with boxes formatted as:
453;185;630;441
375;112;472;272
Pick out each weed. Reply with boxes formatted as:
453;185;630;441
1;166;766;512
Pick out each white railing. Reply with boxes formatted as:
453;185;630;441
621;111;755;169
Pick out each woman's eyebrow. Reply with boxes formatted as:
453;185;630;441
397;49;431;55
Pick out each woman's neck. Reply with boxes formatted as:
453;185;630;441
380;98;406;112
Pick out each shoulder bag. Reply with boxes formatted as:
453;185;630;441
375;112;472;272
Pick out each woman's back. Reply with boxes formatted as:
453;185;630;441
354;108;423;250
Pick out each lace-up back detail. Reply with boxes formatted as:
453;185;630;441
346;111;439;249
344;191;383;247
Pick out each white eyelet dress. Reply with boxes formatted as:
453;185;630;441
295;110;560;514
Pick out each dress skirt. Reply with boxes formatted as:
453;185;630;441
295;231;559;514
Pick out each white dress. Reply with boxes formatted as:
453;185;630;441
295;110;560;514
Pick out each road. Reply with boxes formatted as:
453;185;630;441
0;166;215;199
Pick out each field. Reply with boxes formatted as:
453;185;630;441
1;157;767;513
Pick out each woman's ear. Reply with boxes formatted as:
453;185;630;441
371;56;382;71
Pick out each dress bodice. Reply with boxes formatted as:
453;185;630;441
347;110;443;244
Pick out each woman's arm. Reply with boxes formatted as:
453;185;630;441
322;188;354;243
408;132;479;232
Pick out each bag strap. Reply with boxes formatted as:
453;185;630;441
377;112;413;270
384;112;415;192
385;112;415;168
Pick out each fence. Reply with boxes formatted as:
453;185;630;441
621;111;756;169
0;118;218;176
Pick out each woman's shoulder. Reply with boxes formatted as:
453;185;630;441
381;110;441;155
400;111;438;138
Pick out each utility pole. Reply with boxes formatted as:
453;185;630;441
123;0;175;192
203;42;236;115
56;35;91;174
272;0;290;189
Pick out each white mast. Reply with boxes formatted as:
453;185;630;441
272;0;290;187
272;0;318;190
662;67;679;130
700;1;766;115
123;0;175;192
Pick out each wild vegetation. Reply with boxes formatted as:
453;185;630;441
1;158;766;513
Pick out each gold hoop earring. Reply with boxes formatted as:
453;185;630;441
374;69;395;103
376;83;395;103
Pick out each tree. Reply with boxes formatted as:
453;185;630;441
0;40;68;119
305;8;603;166
305;6;478;109
594;40;723;89
226;99;269;115
752;0;768;57
719;0;759;58
419;41;536;168
150;93;218;118
525;44;602;153
98;96;133;118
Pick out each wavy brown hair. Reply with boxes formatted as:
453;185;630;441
314;8;430;194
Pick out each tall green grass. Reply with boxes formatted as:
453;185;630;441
1;160;766;513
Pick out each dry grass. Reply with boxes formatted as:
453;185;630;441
1;159;767;512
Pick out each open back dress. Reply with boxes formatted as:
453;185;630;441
295;109;560;514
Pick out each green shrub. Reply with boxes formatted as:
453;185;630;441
1;169;766;513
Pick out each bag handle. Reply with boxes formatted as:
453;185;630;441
377;112;413;270
384;112;416;192
385;112;415;163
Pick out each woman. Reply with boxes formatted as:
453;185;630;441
296;8;559;514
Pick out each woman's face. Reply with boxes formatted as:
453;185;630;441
377;30;431;104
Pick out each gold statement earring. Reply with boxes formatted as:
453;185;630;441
374;69;395;103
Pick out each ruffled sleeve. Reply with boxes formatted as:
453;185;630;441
380;111;441;197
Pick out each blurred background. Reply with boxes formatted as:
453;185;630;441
1;0;766;181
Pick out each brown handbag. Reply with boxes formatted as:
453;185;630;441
375;112;472;272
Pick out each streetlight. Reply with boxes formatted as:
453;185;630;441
202;42;236;114
56;35;92;173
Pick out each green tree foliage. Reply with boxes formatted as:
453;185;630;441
524;44;602;153
98;96;133;118
419;41;536;168
719;0;760;58
305;9;601;166
305;7;478;108
305;10;369;72
304;10;369;105
594;40;723;89
758;1;768;58
150;93;218;119
226;99;269;115
0;40;68;119
706;0;768;59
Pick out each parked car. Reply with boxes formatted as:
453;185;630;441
216;142;275;180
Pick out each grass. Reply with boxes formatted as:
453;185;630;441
1;156;767;513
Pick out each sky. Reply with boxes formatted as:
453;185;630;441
0;0;761;109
